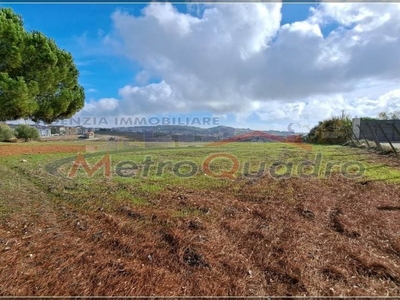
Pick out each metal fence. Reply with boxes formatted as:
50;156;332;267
352;118;400;154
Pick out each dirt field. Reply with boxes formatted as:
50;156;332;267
0;142;400;296
0;144;86;157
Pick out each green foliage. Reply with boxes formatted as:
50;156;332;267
15;124;40;142
0;124;15;141
360;116;377;121
0;8;85;123
306;116;352;145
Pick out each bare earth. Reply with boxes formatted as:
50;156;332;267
0;144;400;296
0;144;86;157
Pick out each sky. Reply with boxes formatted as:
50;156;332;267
3;2;400;132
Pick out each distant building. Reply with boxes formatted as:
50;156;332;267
30;125;52;137
65;126;80;135
59;126;66;135
85;131;95;139
49;125;80;135
78;127;89;135
38;127;52;137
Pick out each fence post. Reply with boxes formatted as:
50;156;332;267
348;126;360;146
366;122;382;151
357;125;371;149
377;123;398;154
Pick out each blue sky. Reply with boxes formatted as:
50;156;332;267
5;4;143;100
2;3;400;131
5;4;315;100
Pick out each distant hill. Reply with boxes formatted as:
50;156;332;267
99;125;296;141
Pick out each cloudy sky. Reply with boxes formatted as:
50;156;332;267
4;3;400;131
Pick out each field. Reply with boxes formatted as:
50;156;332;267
1;140;400;296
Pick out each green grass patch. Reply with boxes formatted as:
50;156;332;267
115;190;150;206
2;141;400;215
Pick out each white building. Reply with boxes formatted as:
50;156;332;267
35;126;52;137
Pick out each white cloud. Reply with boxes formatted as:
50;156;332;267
80;3;400;129
81;98;119;114
118;80;185;114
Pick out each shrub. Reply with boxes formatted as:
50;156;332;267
306;116;352;145
15;124;40;142
0;124;16;142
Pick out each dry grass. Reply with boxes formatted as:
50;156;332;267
1;175;400;296
1;143;400;296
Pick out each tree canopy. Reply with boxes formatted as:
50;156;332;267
0;8;85;123
14;124;39;142
0;123;15;141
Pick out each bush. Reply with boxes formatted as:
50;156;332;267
306;116;352;145
15;124;40;142
0;124;16;142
